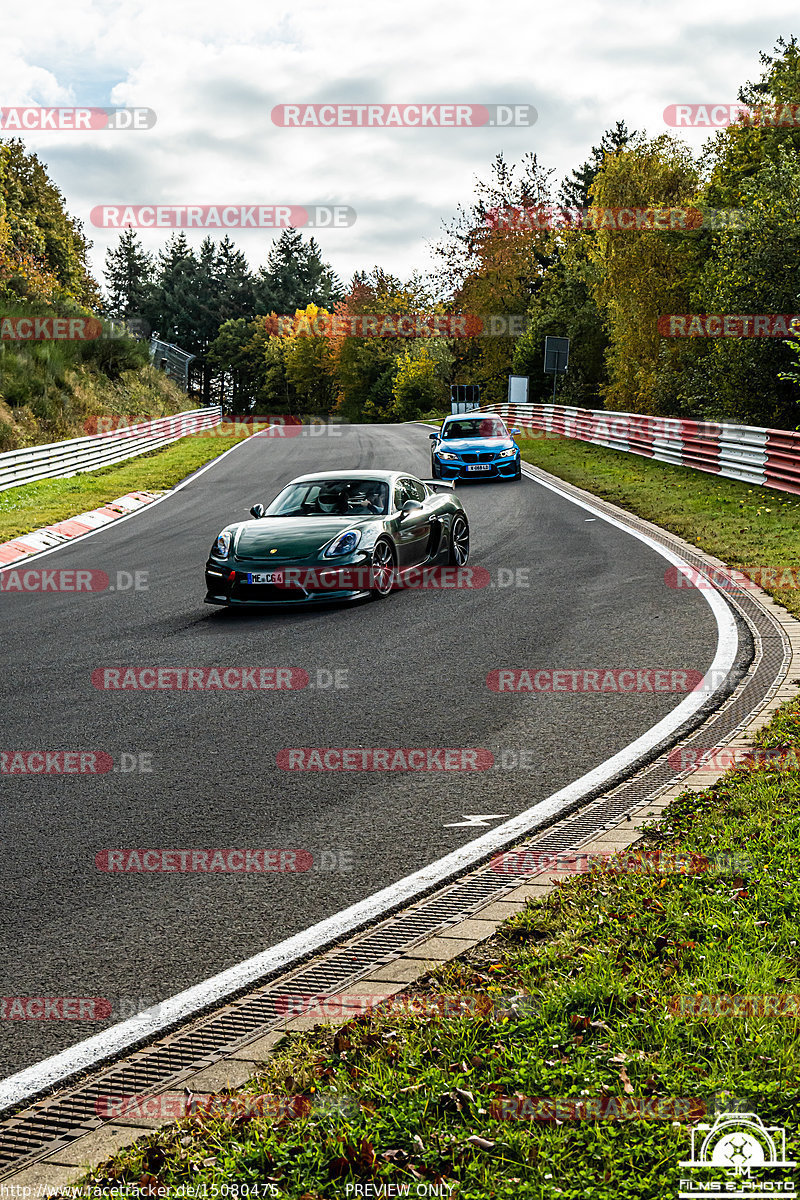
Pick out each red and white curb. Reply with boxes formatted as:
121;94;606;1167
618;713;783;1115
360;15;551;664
0;492;163;567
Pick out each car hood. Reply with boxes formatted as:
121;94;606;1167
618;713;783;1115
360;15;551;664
438;437;513;452
233;516;374;561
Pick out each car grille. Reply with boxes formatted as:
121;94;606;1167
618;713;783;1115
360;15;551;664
235;583;307;602
460;452;495;463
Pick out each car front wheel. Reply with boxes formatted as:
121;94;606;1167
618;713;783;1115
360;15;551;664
370;539;397;598
448;514;470;566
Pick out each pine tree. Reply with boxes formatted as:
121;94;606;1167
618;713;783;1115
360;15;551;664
214;235;257;322
559;121;635;209
102;229;154;320
150;233;200;348
256;229;343;313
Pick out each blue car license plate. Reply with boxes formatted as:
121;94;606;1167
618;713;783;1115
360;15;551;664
466;464;491;472
247;571;284;584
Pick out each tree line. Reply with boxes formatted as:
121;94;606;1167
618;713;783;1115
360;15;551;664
3;36;800;429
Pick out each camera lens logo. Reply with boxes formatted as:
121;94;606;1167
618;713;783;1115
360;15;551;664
679;1110;795;1197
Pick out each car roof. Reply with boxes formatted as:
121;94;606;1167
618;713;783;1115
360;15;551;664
287;470;409;484
443;413;502;422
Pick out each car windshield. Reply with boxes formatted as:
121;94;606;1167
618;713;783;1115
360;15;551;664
265;479;390;517
443;418;508;439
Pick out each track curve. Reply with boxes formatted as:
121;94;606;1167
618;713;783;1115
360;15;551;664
0;422;728;1078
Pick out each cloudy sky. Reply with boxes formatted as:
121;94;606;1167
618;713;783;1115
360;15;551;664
2;0;796;294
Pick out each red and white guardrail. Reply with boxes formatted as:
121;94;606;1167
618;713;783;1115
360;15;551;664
0;406;221;493
480;402;800;496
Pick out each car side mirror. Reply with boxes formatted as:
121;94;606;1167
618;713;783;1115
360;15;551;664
399;498;423;520
249;504;265;519
429;432;438;440
510;428;521;436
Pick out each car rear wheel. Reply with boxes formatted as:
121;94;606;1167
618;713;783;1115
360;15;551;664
448;515;470;566
370;539;397;598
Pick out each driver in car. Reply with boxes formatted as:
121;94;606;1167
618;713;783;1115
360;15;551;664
317;486;348;514
347;483;385;515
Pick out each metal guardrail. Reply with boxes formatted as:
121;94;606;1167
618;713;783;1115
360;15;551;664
481;401;800;496
0;407;222;493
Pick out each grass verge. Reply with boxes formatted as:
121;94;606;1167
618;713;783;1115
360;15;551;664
517;433;800;618
0;428;262;542
67;699;800;1198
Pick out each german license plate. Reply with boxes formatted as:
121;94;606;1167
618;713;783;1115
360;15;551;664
247;572;284;584
466;464;491;472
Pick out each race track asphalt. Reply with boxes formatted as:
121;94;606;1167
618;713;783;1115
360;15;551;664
0;422;724;1077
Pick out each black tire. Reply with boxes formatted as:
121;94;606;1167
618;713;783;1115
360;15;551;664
448;514;470;566
512;461;522;480
369;538;397;599
430;457;440;479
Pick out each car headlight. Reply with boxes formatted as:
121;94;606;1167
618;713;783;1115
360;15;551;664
498;448;517;458
214;531;232;557
324;529;362;558
437;451;459;460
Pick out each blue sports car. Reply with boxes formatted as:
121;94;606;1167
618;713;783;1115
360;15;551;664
429;414;522;481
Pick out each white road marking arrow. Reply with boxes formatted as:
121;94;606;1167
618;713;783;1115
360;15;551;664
444;814;508;828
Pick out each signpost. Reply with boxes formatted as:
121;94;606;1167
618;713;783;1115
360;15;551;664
508;375;529;404
544;336;569;402
450;384;480;414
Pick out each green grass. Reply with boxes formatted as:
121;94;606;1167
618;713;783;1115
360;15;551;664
517;433;800;617
0;427;260;542
69;698;800;1199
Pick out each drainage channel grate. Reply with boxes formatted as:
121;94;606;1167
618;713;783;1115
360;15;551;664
0;483;791;1180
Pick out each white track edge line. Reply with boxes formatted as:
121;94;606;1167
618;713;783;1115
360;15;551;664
0;459;739;1113
0;430;272;572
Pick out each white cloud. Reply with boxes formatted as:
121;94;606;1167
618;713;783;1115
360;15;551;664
2;0;796;288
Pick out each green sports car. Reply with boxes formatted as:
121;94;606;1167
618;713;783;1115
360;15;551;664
204;469;470;606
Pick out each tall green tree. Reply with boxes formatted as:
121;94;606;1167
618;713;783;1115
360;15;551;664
559;121;635;210
588;133;703;414
256;229;342;313
512;240;609;406
435;153;555;404
692;143;800;425
214;235;257;322
0;138;97;304
103;229;155;321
